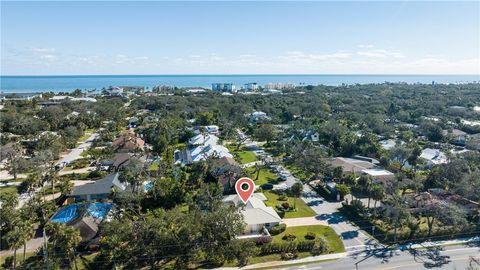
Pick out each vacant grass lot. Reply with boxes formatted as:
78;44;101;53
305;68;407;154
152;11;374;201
263;190;316;218
272;225;345;253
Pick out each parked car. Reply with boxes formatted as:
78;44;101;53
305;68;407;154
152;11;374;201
261;183;274;190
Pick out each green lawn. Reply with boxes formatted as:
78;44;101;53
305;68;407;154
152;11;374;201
0;185;18;195
245;167;279;186
235;150;258;164
272;225;345;253
0;252;36;268
227;144;258;164
264;191;316;218
285;165;312;181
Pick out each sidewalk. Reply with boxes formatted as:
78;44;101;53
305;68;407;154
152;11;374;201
282;217;328;227
218;252;348;270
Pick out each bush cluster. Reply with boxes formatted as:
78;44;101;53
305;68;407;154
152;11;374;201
282;233;296;241
269;224;286;235
305;232;316;240
259;239;329;255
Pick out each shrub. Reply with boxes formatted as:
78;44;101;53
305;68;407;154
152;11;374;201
282;233;296;241
281;202;290;209
310;238;330;255
256;235;272;245
278;194;288;201
297;241;315;252
270;224;286;235
305;232;316;240
281;252;297;260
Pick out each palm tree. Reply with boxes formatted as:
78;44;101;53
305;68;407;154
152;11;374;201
46;222;82;269
290;183;303;210
59;178;74;196
19;220;34;262
370;185;385;215
6;226;23;270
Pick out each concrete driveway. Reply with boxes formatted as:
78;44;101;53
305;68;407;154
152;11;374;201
301;185;375;251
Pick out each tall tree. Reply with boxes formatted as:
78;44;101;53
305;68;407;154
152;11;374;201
290;182;303;210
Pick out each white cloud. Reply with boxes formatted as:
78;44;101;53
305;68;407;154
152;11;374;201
358;44;374;48
356;49;405;58
2;46;478;75
31;48;56;53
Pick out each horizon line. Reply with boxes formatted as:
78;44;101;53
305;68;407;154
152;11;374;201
2;73;480;77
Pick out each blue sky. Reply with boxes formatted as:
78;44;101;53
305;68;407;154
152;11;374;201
1;1;479;75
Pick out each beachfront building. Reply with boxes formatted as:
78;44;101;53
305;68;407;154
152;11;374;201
244;82;258;91
212;83;236;93
264;82;295;89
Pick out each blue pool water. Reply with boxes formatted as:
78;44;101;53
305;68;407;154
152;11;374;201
51;202;113;223
86;202;113;219
51;204;80;223
144;182;153;192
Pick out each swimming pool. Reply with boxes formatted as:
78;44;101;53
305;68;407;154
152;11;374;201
51;204;80;223
144;182;153;192
86;202;113;219
51;202;113;223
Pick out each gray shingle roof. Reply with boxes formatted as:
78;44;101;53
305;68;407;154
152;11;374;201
71;173;125;196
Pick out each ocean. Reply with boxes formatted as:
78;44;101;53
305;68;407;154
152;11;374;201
0;74;479;93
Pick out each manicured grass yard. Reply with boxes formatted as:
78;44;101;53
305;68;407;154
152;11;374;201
263;191;316;218
245;167;279;186
272;225;345;253
235;150;258;164
0;185;18;195
227;144;258;164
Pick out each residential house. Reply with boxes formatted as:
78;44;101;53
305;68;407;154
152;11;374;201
193;125;220;135
112;129;145;152
210;157;242;193
249;111;270;123
326;157;394;184
379;139;397;150
174;134;233;165
128;117;139;128
68;173;126;201
223;193;282;238
51;202;113;241
420;148;448;167
288;129;319;142
443;129;468;146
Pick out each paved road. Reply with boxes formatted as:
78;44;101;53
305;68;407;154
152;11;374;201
277;245;480;270
16;133;98;208
56;132;98;166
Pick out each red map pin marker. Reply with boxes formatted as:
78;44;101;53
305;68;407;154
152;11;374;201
235;177;255;204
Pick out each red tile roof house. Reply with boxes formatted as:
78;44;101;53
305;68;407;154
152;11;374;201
112;129;145;152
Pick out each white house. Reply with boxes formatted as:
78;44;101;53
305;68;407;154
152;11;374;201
175;134;233;165
223;193;282;238
420;148;448;166
249;111;270;123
